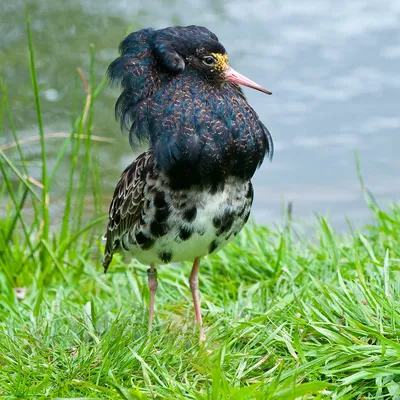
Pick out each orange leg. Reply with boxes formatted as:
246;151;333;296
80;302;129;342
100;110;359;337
147;265;158;331
189;257;205;341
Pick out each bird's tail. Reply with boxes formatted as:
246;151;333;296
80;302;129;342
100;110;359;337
103;253;113;274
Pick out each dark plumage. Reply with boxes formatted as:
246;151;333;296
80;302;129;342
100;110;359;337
107;25;272;189
103;25;273;340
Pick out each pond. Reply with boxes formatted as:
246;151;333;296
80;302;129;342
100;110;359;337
1;0;399;230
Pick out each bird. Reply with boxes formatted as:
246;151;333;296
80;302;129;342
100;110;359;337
103;25;273;341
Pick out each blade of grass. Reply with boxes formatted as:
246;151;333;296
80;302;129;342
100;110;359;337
5;187;29;242
57;215;107;259
0;151;40;201
26;8;49;268
0;160;36;260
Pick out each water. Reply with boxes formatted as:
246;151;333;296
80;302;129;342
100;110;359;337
1;0;399;229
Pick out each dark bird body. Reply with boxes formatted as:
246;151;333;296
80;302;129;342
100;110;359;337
103;26;273;339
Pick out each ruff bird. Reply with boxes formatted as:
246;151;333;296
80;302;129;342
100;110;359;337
103;25;273;340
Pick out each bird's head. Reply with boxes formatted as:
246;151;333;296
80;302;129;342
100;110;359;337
108;26;271;103
150;25;272;94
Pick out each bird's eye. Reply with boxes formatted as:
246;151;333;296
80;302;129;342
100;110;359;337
202;56;217;66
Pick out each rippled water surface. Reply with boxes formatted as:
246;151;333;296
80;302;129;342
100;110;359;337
1;0;399;229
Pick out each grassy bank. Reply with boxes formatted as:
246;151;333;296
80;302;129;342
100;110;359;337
1;208;400;399
1;14;400;400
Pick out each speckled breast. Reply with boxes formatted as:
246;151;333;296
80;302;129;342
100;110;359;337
121;177;254;265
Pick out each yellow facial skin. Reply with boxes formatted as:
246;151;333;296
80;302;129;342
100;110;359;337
211;53;229;72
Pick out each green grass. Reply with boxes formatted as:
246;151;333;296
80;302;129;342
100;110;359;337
1;13;400;400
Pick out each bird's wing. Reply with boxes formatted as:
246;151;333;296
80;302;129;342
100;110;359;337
103;150;155;271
